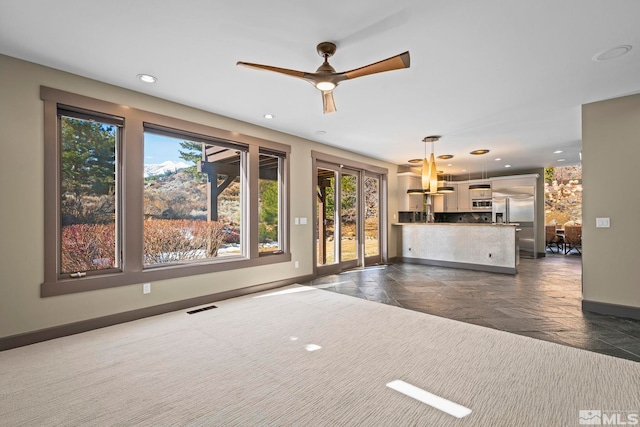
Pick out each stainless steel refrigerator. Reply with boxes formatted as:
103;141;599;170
492;186;536;258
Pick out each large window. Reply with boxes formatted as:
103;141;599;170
143;129;245;265
42;87;290;296
59;110;122;276
258;151;283;254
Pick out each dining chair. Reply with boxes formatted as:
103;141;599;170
545;224;563;253
564;225;582;254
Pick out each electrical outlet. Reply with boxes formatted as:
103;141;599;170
143;283;151;294
294;261;299;268
596;217;610;228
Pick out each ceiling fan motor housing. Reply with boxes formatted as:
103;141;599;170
316;42;337;58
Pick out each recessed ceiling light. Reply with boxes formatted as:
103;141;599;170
494;158;502;161
557;158;566;162
437;154;454;160
592;45;632;62
504;164;512;168
315;130;326;135
553;150;563;154
264;114;274;119
447;163;453;167
470;149;490;155
137;74;157;83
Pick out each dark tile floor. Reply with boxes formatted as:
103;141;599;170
305;253;640;362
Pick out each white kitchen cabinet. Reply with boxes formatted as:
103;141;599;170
433;183;458;212
398;173;423;212
469;185;492;199
432;194;444;212
457;183;470;212
491;176;537;191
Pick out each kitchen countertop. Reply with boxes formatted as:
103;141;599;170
396;222;519;274
393;222;518;226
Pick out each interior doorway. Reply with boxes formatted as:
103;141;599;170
544;165;582;256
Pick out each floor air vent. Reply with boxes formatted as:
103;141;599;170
187;305;218;315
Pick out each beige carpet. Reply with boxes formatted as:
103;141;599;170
1;285;639;426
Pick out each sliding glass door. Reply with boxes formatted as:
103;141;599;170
316;167;338;267
316;162;383;275
364;173;381;264
339;169;359;267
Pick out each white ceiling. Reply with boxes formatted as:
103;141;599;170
2;0;639;176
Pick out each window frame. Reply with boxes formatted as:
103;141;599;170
142;124;249;266
57;109;124;277
42;87;290;297
258;149;286;256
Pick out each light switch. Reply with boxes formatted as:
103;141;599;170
294;217;299;225
300;217;307;225
596;217;610;228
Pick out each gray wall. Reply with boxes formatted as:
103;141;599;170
0;54;398;338
582;93;640;309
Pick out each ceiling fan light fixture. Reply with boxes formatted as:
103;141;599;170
316;81;336;91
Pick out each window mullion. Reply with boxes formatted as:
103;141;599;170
248;145;260;259
124;118;145;273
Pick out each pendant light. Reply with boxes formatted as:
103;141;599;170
422;136;440;193
438;172;455;193
421;139;429;191
469;149;491;190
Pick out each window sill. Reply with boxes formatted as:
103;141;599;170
42;252;291;297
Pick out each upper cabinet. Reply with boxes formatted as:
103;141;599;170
398;173;423;212
398;172;538;213
491;176;537;191
469;186;492;199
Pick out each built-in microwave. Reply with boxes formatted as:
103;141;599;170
472;199;492;210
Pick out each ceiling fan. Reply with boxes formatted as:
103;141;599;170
237;42;410;114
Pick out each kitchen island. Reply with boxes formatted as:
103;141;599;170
394;223;519;274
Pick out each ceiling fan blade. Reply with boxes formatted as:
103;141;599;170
344;51;410;80
236;61;306;79
322;90;337;114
